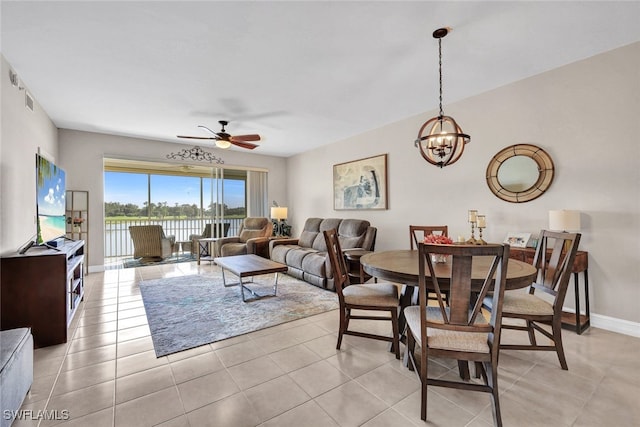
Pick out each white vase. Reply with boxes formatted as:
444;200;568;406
73;225;81;233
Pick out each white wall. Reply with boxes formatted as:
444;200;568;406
287;43;640;331
58;129;288;272
1;55;59;254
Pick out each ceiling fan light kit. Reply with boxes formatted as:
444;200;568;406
415;27;470;168
177;120;261;150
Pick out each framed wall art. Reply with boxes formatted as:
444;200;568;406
333;154;388;210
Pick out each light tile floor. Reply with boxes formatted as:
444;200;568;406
15;261;640;427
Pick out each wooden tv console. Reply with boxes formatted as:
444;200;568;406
1;240;85;347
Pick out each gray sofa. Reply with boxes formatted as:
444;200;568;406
0;328;33;427
269;218;376;291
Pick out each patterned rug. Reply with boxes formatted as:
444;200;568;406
139;272;339;357
122;253;195;269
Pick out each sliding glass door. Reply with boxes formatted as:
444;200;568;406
104;159;253;259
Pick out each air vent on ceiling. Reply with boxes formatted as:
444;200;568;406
25;92;34;112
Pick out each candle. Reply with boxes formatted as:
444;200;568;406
468;210;477;223
457;235;465;243
477;215;486;228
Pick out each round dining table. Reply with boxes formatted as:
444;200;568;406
360;249;538;368
360;249;537;290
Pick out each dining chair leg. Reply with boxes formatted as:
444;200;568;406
474;361;483;379
336;308;346;350
457;361;471;381
486;361;503;427
420;340;428;421
390;307;400;359
553;318;568;370
526;320;536;345
406;329;416;372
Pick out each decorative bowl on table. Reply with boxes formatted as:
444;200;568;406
423;234;454;263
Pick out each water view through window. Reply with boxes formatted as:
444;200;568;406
104;165;247;258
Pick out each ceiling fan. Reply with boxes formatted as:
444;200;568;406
177;120;261;150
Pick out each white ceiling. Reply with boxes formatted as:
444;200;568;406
2;1;639;157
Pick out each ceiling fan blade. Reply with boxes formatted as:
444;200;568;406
230;140;259;150
230;134;261;142
177;135;217;140
197;125;219;136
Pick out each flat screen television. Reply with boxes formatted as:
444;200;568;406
35;153;67;245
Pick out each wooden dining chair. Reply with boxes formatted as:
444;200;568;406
405;242;510;425
485;230;581;370
323;229;400;359
409;225;448;250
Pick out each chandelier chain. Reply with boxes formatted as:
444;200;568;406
438;37;443;117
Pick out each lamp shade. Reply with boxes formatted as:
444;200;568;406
270;207;288;220
549;210;580;231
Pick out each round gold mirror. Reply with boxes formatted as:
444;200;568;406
486;144;554;203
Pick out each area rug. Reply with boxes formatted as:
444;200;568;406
139;272;339;357
122;253;195;269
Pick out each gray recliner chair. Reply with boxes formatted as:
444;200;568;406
214;217;273;258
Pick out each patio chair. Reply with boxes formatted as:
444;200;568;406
129;225;175;261
189;223;231;256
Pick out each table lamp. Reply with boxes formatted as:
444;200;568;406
271;206;288;237
548;209;580;251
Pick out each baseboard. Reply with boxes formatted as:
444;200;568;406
591;313;640;338
88;265;105;274
563;307;640;338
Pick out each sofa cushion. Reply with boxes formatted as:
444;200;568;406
221;242;248;256
312;218;343;251
337;219;370;249
271;244;296;264
286;247;319;269
298;231;319;248
298;218;323;247
301;251;328;278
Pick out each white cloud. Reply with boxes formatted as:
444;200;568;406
44;188;56;205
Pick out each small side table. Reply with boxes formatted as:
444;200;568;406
196;237;220;265
343;249;373;284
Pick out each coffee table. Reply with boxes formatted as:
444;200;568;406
213;254;289;302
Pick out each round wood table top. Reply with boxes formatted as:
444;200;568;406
360;249;537;290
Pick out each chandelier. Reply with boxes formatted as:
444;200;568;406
415;28;470;168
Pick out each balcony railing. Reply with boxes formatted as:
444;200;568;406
105;218;245;258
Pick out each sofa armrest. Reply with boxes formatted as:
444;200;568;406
246;237;272;258
270;237;299;247
362;227;377;251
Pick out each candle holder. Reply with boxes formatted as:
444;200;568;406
475;214;487;245
476;225;487;245
466;209;478;244
466;221;477;244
